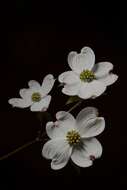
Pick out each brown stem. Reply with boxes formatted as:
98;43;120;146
0;139;37;161
67;100;83;113
1;101;82;161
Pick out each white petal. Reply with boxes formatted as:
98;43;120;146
41;74;55;95
68;51;77;69
28;80;40;90
79;117;105;138
71;138;102;167
46;112;76;139
70;47;95;73
42;139;72;170
71;147;92;168
30;95;51;112
8;98;32;108
46;121;58;139
78;80;106;99
42;139;66;159
62;82;81;96
94;62;113;78
19;88;32;99
58;71;79;84
82;138;103;158
56;111;75;124
98;74;118;86
76;107;98;128
56;111;75;123
51;147;72;170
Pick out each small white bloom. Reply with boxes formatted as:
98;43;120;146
8;74;55;112
58;47;118;99
42;107;105;170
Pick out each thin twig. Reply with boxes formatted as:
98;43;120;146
0;111;52;161
1;101;82;161
0;139;37;161
67;100;83;113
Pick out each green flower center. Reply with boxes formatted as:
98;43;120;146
80;70;96;82
31;92;42;102
66;130;81;146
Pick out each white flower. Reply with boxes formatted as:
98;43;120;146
58;47;118;99
8;74;55;112
42;107;105;170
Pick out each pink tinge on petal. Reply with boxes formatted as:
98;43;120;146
54;121;59;127
81;138;103;159
89;155;96;161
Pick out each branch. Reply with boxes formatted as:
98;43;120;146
0;139;37;161
67;100;83;113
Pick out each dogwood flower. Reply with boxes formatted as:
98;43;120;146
58;47;118;99
8;74;55;112
42;107;105;170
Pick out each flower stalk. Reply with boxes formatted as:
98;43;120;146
7;46;118;171
67;100;83;113
0;102;80;161
0;139;37;161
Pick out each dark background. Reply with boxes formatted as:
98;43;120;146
0;1;127;189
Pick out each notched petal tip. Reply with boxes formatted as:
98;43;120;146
28;80;40;89
41;74;55;95
113;74;118;82
68;51;77;64
41;107;48;112
46;74;54;79
44;74;55;83
98;73;118;86
8;99;16;107
56;111;69;121
8;98;19;106
81;46;94;54
8;98;29;108
76;106;99;121
51;160;66;170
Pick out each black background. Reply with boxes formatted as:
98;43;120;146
0;1;127;189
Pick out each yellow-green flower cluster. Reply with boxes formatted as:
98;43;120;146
66;130;81;145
